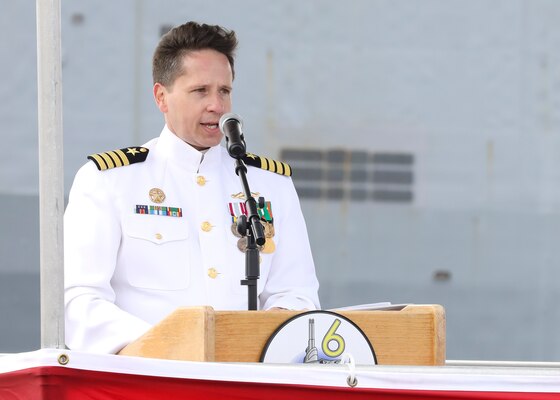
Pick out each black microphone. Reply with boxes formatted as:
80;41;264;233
219;113;247;158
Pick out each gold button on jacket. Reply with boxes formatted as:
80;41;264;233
201;221;212;232
207;268;219;279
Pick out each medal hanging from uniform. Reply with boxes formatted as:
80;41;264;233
228;201;275;254
257;201;275;253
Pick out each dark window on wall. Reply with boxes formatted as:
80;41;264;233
281;149;415;203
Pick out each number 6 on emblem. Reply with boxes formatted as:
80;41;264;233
322;319;345;358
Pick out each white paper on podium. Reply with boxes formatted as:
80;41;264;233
329;302;408;312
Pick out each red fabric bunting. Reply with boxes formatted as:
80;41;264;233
1;366;559;400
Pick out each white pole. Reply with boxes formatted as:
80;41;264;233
36;0;65;349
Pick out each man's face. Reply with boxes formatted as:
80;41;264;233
154;49;233;150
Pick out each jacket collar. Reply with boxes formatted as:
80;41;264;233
155;125;222;173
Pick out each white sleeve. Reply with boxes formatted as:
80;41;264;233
64;163;151;353
259;177;321;311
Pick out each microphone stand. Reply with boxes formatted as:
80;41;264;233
233;158;266;310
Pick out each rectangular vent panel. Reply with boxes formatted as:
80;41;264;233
280;149;414;203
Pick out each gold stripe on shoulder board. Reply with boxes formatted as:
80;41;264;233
241;153;292;177
88;146;149;171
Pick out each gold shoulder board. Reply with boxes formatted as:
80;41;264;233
87;147;149;171
241;153;292;177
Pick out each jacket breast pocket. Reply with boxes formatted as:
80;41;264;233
121;214;190;290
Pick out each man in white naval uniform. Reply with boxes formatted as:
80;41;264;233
64;22;320;354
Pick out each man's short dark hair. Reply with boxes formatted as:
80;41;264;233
152;21;238;87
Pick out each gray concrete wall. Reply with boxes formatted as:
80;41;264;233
3;0;560;361
0;194;40;351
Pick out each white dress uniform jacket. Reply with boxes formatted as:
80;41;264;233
64;126;320;354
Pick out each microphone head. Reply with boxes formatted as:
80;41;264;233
219;112;243;133
219;112;246;158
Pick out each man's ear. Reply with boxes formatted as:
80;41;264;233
153;83;168;113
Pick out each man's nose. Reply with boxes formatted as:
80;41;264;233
206;93;225;113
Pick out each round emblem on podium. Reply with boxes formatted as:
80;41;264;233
260;310;376;365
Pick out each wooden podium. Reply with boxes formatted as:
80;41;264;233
119;305;445;366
